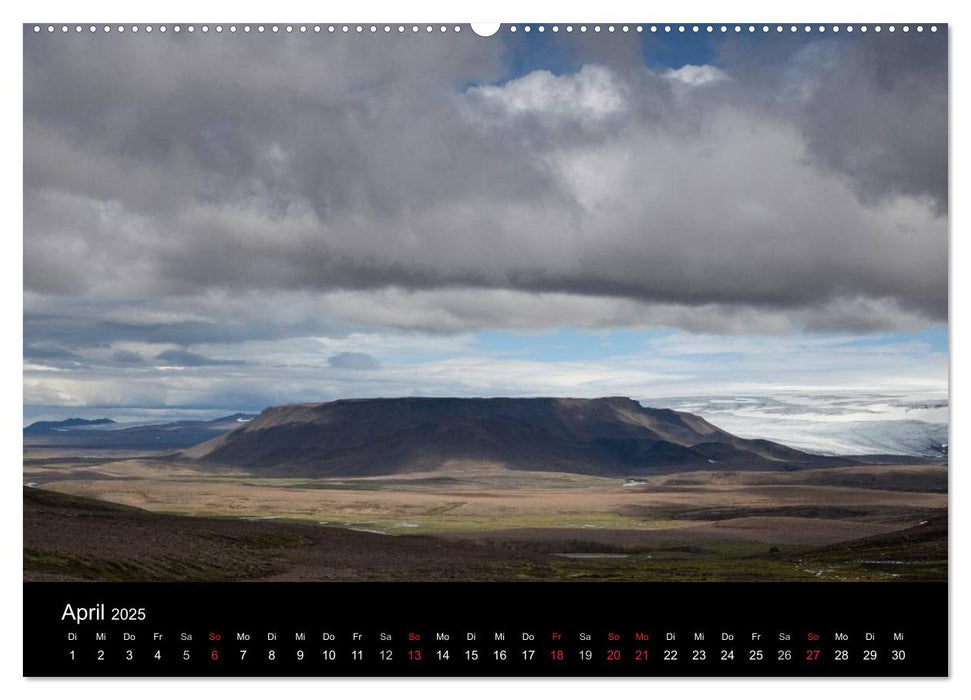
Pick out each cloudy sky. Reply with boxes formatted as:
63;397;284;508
23;26;948;426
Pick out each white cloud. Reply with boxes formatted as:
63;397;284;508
662;64;730;86
465;64;626;123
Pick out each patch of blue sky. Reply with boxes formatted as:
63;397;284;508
493;27;728;85
474;328;666;361
490;26;836;86
471;324;946;365
491;29;583;85
827;325;947;353
640;31;723;71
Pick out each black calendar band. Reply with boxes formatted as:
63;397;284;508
24;581;947;677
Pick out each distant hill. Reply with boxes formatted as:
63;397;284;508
24;413;256;450
186;397;855;476
24;418;116;434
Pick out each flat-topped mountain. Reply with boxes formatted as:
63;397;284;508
185;397;853;476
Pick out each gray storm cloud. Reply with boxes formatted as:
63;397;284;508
23;27;947;408
110;349;145;365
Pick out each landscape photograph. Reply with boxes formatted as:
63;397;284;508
23;25;947;583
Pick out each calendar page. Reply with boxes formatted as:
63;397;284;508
22;21;948;678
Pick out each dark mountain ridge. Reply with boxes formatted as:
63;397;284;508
186;397;855;476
